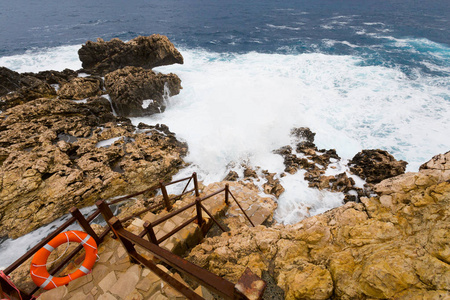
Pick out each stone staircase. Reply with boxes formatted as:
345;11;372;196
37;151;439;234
36;181;276;300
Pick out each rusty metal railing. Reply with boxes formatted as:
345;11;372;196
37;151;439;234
1;173;200;299
107;216;266;300
137;183;255;248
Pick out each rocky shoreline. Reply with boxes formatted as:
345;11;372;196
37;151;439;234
0;35;186;238
1;35;449;299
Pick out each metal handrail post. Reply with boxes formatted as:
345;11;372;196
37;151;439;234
96;200;116;238
195;198;204;227
69;207;101;245
108;217;138;263
225;184;229;205
143;222;158;244
159;181;172;211
193;172;200;197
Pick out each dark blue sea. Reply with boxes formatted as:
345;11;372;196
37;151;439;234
0;0;449;265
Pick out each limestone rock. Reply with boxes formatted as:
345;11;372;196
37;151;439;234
274;127;368;202
23;69;78;86
224;170;239;181
0;67;56;110
58;77;103;99
349;149;407;183
0;98;187;238
262;171;285;198
104;66;182;117
78;35;184;76
187;152;450;299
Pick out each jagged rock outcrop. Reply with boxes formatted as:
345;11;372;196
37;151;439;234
57;77;103;99
78;35;184;76
104;66;181;117
274;128;367;201
187;152;450;299
23;69;78;86
349;149;407;183
0;98;187;238
0;67;56;110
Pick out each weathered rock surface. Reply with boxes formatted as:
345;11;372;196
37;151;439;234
104;66;181;117
349;149;408;183
0;98;187;238
0;67;56;110
57;77;103;99
188;152;450;299
274;127;368;202
78;35;184;76
23;69;78;86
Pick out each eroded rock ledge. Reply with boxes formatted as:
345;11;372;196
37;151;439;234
78;35;184;76
0;97;187;239
187;151;450;299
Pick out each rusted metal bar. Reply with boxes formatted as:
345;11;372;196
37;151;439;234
229;192;255;227
107;184;159;205
171;187;195;200
163;175;194;186
160;181;172;211
225;184;230;205
119;202;164;223
143;222;158;244
0;276;31;300
195;198;204;227
115;228;237;299
70;207;101;245
235;268;267;300
193;172;200;197
85;208;101;223
151;202;196;227
199;187;226;202
128;252;203;300
108;217;138;263
180;177;193;195
157;216;197;244
96;200;114;223
199;203;227;233
3;216;76;275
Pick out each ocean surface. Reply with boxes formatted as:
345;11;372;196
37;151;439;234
1;0;449;268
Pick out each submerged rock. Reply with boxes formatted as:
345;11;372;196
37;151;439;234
349;149;407;183
104;66;182;117
187;152;450;299
0;98;187;238
78;35;184;76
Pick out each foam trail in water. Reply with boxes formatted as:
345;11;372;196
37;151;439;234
1;45;449;225
132;48;449;222
0;206;97;270
0;45;82;73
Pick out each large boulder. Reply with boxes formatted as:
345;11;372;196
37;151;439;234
104;66;181;117
187;152;450;299
349;149;407;183
78;35;184;76
0;98;187;238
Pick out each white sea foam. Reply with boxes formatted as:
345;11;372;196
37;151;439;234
133;48;450;223
266;24;302;31
0;45;82;73
0;206;97;270
1;45;449;227
96;137;123;148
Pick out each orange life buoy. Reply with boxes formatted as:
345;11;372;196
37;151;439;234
30;230;98;290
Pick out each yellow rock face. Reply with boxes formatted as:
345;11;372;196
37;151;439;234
187;151;450;299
